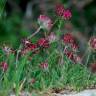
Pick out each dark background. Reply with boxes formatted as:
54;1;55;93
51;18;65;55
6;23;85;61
0;0;96;48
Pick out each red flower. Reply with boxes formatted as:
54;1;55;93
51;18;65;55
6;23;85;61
27;44;37;50
55;4;65;16
63;33;75;44
64;49;74;61
21;39;38;54
90;63;96;72
39;62;48;70
89;37;96;50
63;9;72;20
0;62;8;71
66;52;74;60
55;4;72;20
21;44;38;55
37;38;49;48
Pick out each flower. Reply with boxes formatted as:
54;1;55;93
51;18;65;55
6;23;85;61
63;33;75;44
63;9;72;20
64;49;74;61
66;51;74;61
21;39;38;54
27;44;37;50
0;62;8;71
38;15;53;31
39;62;48;70
55;4;65;16
55;4;72;20
21;44;38;55
47;32;57;43
89;37;96;50
37;38;49;48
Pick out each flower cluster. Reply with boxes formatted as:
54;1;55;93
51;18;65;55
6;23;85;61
21;39;38;55
55;4;72;20
63;33;78;51
63;33;75;44
21;38;49;55
37;38;49;48
64;49;81;63
63;9;72;20
56;4;65;17
63;33;81;63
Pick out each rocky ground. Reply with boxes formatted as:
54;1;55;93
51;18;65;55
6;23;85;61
53;89;96;96
10;89;96;96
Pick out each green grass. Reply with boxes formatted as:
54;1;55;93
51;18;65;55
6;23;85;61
0;45;96;96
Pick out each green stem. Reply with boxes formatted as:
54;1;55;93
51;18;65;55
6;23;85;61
85;49;91;66
27;26;41;39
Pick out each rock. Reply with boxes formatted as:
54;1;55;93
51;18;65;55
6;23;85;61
53;89;96;96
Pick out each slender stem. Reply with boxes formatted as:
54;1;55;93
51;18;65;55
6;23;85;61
85;48;91;66
27;26;41;39
81;48;89;62
16;45;22;65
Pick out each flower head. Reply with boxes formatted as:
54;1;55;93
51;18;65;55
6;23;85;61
89;37;96;50
37;38;49;48
27;44;37;50
38;15;53;31
21;44;37;55
55;4;65;16
0;62;8;71
63;33;75;44
64;49;74;61
63;9;72;20
21;39;38;54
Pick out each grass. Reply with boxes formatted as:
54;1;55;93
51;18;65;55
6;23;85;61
0;43;96;96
